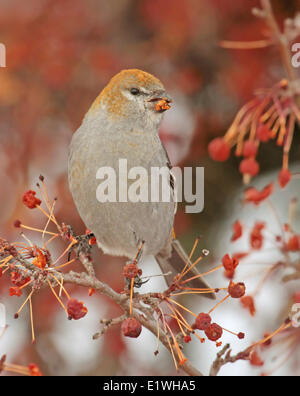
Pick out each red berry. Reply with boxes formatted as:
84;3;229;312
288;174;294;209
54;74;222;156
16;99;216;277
250;350;264;367
9;287;22;297
241;296;256;316
250;222;265;250
205;323;223;341
286;235;300;251
239;158;260;176
222;254;239;272
257;124;272;142
121;317;142;338
14;220;22;228
278;169;291;189
244;183;274;205
208;138;231;162
243;140;258;158
231;220;243;242
22;190;41;209
195;313;211;330
123;263;139;279
228;281;246;299
11;271;30;287
67;298;88;320
28;363;43;376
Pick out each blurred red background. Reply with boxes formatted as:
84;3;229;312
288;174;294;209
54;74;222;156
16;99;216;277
0;0;299;375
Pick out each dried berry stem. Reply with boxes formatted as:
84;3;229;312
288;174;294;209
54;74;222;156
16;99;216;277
260;0;298;83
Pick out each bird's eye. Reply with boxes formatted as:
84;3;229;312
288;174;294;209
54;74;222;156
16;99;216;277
130;88;140;95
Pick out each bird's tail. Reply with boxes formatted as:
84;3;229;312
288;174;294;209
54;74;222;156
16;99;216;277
155;239;215;299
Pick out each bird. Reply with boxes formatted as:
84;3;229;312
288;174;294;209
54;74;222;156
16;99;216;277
68;69;214;298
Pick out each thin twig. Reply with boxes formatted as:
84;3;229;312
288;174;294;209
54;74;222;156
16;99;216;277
260;0;298;82
209;344;251;376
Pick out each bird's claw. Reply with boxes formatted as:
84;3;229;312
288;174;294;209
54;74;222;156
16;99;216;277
67;232;95;261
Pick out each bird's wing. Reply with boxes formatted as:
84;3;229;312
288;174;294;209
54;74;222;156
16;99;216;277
160;142;177;214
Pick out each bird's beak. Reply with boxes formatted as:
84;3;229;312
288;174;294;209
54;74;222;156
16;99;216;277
149;93;172;112
149;93;172;103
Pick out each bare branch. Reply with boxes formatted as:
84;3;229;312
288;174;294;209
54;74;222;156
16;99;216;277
209;344;251;376
60;256;204;377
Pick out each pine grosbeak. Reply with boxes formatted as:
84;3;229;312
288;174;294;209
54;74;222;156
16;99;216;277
68;69;213;297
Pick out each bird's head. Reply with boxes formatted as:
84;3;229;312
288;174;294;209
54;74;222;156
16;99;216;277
90;69;172;129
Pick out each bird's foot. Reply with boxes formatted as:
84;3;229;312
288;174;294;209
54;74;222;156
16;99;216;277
67;232;95;261
124;275;149;289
